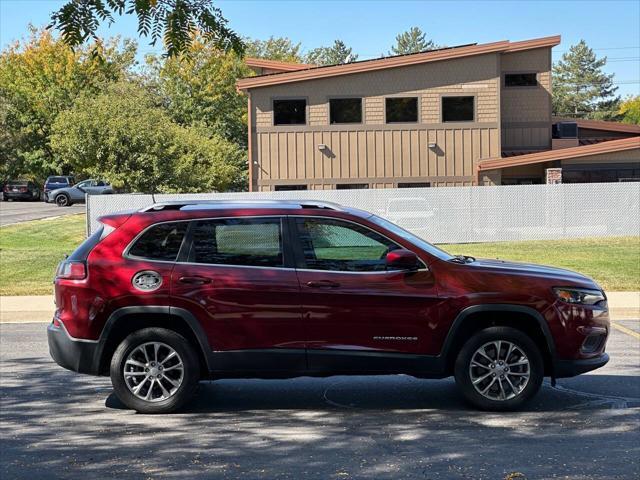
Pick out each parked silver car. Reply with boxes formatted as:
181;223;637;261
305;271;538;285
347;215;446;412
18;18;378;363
47;179;113;207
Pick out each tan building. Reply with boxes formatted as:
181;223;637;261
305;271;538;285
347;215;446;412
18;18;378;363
238;36;640;191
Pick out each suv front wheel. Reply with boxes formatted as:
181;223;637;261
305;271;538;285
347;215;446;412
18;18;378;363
110;328;200;413
454;326;544;411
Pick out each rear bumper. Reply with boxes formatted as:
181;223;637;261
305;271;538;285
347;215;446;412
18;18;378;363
4;192;36;200
47;321;102;375
553;353;609;378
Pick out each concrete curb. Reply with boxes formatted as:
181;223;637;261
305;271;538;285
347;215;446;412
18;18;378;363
1;292;638;324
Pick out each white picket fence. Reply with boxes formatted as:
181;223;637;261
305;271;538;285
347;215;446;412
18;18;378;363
86;182;640;244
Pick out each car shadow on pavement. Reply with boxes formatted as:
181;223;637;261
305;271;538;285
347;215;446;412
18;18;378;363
101;371;640;413
2;356;639;480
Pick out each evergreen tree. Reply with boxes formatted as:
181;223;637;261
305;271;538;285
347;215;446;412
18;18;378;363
552;40;620;119
305;40;358;66
389;27;438;55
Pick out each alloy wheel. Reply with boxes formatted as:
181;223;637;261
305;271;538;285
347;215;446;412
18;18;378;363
123;342;184;403
468;340;530;401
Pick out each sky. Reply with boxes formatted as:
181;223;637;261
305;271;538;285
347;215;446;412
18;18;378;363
1;0;639;96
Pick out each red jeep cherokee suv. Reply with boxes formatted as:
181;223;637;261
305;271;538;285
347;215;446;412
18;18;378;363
48;200;610;413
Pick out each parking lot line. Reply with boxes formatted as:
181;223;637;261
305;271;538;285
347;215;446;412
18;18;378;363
611;321;640;340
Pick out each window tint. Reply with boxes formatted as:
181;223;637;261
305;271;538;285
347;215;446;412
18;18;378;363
273;99;306;125
190;218;283;267
385;97;418;123
505;73;538;87
128;222;188;261
48;177;68;183
442;96;474;122
295;218;400;272
330;98;362;124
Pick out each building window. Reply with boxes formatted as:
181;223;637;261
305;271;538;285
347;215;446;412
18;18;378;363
330;98;362;124
505;73;538;87
273;99;306;125
336;183;369;190
385;97;418;123
442;96;474;122
398;182;431;188
274;184;308;191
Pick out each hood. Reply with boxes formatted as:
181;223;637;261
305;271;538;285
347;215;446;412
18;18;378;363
466;257;599;288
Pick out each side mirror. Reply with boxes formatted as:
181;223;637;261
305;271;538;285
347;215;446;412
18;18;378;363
385;249;420;271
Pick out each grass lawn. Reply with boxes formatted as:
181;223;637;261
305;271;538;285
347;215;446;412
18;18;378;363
440;236;640;291
0;214;86;295
0;214;638;294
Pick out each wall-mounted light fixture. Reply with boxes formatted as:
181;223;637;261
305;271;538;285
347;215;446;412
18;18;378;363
318;143;328;151
428;142;437;148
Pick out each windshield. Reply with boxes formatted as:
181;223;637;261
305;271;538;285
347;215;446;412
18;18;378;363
368;214;453;261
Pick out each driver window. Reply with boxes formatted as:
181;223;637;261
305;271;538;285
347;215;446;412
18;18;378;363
295;218;400;272
77;180;91;188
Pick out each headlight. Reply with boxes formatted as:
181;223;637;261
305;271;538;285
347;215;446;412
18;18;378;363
553;287;605;305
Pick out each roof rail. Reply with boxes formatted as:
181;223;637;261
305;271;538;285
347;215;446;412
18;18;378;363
139;199;343;212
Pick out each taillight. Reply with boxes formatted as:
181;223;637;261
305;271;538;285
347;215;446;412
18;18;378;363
2;186;7;192
20;187;27;192
56;261;87;280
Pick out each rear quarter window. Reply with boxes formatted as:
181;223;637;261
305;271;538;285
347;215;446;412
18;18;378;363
127;222;188;262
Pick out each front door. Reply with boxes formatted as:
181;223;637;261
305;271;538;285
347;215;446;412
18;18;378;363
290;216;440;374
170;216;305;373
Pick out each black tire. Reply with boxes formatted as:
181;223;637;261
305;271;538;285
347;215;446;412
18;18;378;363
55;193;71;207
110;327;201;414
454;326;544;411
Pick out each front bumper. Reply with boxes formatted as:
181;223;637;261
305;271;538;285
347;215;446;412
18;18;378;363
553;353;609;378
47;321;102;375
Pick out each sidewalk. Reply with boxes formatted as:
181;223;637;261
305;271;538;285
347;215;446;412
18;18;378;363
1;292;638;323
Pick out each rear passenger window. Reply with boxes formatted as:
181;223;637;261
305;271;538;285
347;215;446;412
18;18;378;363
189;218;283;267
128;222;187;261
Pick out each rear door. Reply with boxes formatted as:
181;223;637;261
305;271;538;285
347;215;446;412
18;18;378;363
170;216;305;374
290;216;439;373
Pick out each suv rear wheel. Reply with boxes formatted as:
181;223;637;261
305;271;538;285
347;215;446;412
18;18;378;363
110;327;200;413
454;326;543;411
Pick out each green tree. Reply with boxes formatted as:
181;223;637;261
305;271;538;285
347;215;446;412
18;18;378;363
50;82;245;193
244;36;303;62
0;26;136;180
304;40;358;66
618;96;640;124
145;36;250;147
552;40;620;119
50;0;243;58
389;27;438;55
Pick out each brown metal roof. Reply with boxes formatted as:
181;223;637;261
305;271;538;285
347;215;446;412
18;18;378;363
553;117;640;134
237;35;561;90
245;57;316;72
479;137;640;170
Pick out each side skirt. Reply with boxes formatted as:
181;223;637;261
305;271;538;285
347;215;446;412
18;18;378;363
208;349;448;380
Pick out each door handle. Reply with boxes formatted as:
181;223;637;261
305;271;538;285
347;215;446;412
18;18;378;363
306;280;340;289
178;276;212;285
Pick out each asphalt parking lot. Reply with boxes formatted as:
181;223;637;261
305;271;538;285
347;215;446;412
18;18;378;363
0;200;84;226
0;321;638;480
